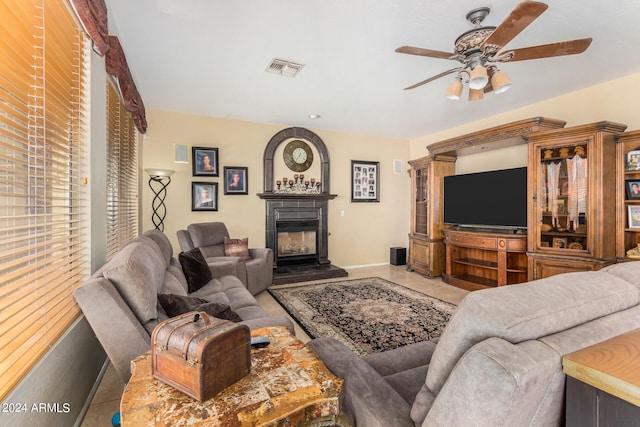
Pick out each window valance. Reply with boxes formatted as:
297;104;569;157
70;0;109;56
106;36;147;133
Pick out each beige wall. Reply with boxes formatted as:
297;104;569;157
142;111;410;267
142;72;640;266
410;72;640;174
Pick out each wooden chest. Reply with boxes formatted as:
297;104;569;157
151;311;251;401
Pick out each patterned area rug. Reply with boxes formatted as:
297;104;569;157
268;277;456;355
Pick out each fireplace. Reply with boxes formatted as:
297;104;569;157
276;220;318;265
263;198;329;267
259;127;347;283
261;195;347;283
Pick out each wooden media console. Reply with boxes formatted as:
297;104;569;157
443;228;528;291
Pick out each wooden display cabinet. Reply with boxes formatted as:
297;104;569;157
443;229;528;291
616;130;640;261
407;155;455;277
526;121;627;280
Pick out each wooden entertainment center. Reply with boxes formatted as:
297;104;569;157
410;117;635;291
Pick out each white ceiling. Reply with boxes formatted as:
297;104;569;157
106;0;640;140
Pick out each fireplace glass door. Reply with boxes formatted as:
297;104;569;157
276;220;318;264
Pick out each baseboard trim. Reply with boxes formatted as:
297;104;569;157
74;357;110;427
342;262;389;270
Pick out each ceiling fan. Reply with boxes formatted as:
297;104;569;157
396;1;592;101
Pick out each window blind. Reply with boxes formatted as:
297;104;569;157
106;80;138;260
0;0;89;399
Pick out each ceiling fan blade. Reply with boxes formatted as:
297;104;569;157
395;46;454;60
403;68;461;90
508;38;592;61
482;1;548;50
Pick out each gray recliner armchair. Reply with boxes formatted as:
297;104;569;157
177;222;273;295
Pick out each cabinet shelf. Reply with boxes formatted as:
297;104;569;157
444;274;497;290
541;231;587;238
451;258;529;274
453;258;498;270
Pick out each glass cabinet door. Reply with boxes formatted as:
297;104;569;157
415;168;429;235
538;144;588;251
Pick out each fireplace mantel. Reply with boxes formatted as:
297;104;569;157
257;192;337;201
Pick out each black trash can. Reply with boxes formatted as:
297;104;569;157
390;247;406;266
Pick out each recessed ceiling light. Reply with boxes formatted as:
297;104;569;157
308;114;320;119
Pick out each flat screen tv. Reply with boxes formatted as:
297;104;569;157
443;167;527;231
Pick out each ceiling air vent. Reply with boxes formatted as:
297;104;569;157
265;58;304;77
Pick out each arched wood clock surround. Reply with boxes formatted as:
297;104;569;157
262;127;331;194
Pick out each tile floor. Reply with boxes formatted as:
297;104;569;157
79;264;468;426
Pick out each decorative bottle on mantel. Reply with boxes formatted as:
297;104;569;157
275;175;322;194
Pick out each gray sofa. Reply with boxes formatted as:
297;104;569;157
309;262;640;427
74;230;293;384
177;222;273;295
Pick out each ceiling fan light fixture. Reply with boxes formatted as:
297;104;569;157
491;70;512;94
396;2;593;105
469;88;484;101
445;78;463;100
468;65;489;90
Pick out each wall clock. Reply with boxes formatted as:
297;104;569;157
283;139;313;172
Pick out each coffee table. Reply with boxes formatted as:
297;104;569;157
120;326;345;426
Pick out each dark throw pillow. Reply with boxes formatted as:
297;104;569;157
198;301;243;323
158;293;205;317
224;237;251;260
179;248;212;293
158;293;242;323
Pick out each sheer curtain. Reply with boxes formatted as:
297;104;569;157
545;162;561;225
566;154;587;230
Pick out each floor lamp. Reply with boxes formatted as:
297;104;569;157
145;168;174;231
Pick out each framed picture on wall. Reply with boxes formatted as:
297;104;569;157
192;147;219;176
351;160;379;202
192;182;218;211
223;166;248;195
